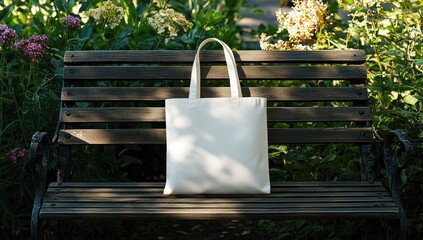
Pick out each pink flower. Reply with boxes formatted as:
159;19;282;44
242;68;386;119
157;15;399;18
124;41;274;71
7;148;27;164
13;35;49;63
61;15;81;28
8;149;18;163
18;148;28;157
0;24;17;46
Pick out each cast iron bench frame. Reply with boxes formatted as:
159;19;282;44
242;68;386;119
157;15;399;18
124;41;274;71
30;49;411;239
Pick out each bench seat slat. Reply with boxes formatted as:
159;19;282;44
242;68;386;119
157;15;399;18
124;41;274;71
61;87;368;102
45;192;390;199
45;182;387;193
64;65;367;81
60;107;372;123
42;202;397;209
64;50;366;64
47;181;383;188
40;208;399;220
58;128;373;144
40;182;398;220
43;197;396;204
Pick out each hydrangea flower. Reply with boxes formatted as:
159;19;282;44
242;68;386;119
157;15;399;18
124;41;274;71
87;0;125;29
7;148;28;164
14;35;49;63
61;15;81;28
147;8;193;42
259;33;313;51
276;0;328;42
0;24;18;47
260;0;328;51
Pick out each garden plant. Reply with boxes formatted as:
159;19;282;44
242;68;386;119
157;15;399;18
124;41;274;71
0;0;421;239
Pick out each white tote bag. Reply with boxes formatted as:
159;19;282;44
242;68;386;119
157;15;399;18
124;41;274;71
164;38;270;195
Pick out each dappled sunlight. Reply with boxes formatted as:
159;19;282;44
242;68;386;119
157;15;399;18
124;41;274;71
1;0;420;238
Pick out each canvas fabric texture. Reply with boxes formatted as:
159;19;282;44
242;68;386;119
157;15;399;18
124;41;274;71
164;38;270;195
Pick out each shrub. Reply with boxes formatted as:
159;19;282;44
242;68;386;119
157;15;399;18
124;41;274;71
259;0;422;238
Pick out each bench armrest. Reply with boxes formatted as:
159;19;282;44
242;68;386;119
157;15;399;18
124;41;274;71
29;131;52;240
29;132;52;173
383;129;411;240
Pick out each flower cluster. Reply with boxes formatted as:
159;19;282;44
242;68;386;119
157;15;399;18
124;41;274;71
147;8;193;42
260;0;328;51
7;148;28;164
277;0;328;42
259;33;313;51
14;35;49;63
61;15;81;29
87;0;125;29
0;24;18;47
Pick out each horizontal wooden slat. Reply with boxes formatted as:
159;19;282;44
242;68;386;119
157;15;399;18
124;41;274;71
43;195;395;204
46;187;387;194
48;181;385;188
64;50;366;64
60;107;371;123
58;128;373;145
63;65;367;80
45;182;387;194
61;87;368;102
44;202;397;209
45;192;389;200
40;207;399;220
39;181;398;220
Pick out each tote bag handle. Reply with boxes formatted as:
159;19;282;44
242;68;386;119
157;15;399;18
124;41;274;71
189;38;242;99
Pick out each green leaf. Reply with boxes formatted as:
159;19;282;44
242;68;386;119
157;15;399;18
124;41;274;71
196;10;222;28
411;59;423;65
53;0;67;12
403;95;419;105
0;3;15;22
121;0;137;27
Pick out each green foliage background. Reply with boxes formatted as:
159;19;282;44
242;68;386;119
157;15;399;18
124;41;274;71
0;0;421;239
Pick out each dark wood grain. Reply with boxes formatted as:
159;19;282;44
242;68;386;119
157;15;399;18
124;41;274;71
64;50;366;64
39;182;398;220
61;87;368;102
60;107;371;123
58;128;373;145
64;65;367;80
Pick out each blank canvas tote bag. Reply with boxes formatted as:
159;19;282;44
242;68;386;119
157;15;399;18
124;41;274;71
164;38;270;195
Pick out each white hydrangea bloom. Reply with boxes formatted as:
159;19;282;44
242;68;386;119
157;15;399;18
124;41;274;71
147;8;193;42
87;1;125;29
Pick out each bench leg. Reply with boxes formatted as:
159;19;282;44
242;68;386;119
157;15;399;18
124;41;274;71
30;207;41;240
383;130;411;240
30;132;51;240
398;218;406;240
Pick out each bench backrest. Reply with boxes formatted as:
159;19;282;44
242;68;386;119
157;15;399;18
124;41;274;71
58;50;372;146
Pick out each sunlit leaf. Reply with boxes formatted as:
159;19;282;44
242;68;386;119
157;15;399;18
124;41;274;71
411;59;423;65
403;95;419;105
391;91;399;100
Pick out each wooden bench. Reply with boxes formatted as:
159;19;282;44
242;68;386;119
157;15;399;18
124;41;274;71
29;50;411;239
